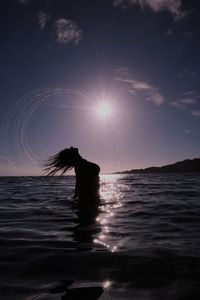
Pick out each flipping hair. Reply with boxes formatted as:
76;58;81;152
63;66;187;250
43;148;75;176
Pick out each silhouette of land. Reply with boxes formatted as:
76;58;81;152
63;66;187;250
116;158;200;174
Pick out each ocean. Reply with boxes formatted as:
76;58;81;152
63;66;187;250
1;174;200;299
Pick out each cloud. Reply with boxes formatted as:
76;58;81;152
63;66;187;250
54;18;82;46
172;98;196;110
19;0;30;4
37;11;50;30
183;91;197;97
172;91;200;117
116;67;130;77
171;101;185;110
191;110;200;117
179;98;196;105
113;0;186;20
178;69;196;78
185;129;191;134
183;31;193;40
115;68;164;106
164;29;173;36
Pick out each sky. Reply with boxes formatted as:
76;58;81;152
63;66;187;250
0;0;200;176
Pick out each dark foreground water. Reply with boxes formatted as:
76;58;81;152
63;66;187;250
1;174;200;299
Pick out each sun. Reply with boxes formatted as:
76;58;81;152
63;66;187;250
96;101;113;118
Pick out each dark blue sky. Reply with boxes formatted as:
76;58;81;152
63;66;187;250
0;0;200;175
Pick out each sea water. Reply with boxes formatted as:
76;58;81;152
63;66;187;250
0;174;200;299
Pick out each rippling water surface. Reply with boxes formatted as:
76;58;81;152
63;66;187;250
1;174;200;299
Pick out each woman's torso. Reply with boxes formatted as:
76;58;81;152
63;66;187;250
75;159;100;198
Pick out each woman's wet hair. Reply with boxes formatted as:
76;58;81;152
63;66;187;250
43;148;77;176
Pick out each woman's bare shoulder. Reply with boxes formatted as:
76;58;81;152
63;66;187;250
83;159;100;170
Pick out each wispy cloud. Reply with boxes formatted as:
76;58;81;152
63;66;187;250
183;31;193;40
178;68;196;78
172;98;196;110
115;68;165;106
19;0;30;4
172;91;200;116
179;98;196;105
37;11;50;30
185;129;191;134
113;0;186;20
191;110;200;117
116;67;130;77
54;18;82;45
164;29;173;36
18;2;83;46
183;91;197;97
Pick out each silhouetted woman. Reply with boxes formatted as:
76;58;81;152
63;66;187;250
44;147;100;202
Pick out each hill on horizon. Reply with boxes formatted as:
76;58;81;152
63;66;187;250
116;158;200;174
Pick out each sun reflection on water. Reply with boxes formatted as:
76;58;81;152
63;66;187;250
94;174;124;252
103;280;112;288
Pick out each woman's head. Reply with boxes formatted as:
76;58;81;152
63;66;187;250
44;147;80;175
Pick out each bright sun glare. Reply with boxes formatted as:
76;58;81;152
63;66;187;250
96;102;112;118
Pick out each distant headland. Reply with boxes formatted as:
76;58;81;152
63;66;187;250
116;158;200;174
